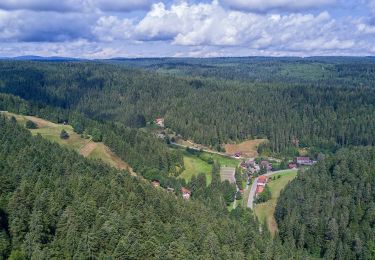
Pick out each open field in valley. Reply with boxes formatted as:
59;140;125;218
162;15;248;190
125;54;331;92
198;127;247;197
178;152;212;184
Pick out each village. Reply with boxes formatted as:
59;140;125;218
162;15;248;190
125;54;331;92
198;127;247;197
151;117;316;209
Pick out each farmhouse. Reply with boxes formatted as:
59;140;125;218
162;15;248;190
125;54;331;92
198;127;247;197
181;187;191;200
256;185;265;194
256;175;269;195
220;167;236;184
260;160;272;171
257;175;268;186
296;156;312;165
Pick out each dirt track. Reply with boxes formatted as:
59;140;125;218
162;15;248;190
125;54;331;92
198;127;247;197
79;141;97;157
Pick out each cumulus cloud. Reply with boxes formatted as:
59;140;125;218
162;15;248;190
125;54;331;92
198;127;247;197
221;0;336;12
0;10;95;42
93;16;133;41
0;0;374;57
128;1;364;53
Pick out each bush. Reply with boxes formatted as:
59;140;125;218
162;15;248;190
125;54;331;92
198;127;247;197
25;120;37;129
256;185;272;203
91;128;102;142
60;129;69;139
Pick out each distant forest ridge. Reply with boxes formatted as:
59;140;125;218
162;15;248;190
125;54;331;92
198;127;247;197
0;58;374;156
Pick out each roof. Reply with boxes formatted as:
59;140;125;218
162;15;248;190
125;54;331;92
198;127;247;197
256;185;264;193
181;187;191;194
258;175;268;183
260;160;269;166
297;157;310;161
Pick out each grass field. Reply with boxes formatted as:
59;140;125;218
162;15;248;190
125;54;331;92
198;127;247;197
254;170;298;235
172;145;239;185
199;152;239;167
179;153;212;184
2;112;133;173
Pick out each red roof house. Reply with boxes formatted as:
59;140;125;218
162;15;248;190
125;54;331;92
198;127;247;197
256;185;265;194
258;175;268;184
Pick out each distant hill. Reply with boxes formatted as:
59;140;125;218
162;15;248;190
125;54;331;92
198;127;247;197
0;55;85;61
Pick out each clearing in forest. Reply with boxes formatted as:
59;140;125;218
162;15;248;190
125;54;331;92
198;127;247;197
254;170;297;235
224;139;267;158
179;153;212;185
2;112;134;174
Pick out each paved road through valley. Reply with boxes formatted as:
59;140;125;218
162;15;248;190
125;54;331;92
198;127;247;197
247;169;298;209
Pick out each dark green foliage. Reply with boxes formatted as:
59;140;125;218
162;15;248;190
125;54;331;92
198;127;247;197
256;185;272;204
0;60;375;155
0;116;307;259
0;93;184;185
276;147;375;259
59;129;69;139
25;120;37;129
90;128;102;142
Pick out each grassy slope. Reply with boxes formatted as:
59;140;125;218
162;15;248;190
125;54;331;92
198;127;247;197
3;112;132;173
254;170;298;235
175;146;239;185
179;153;212;184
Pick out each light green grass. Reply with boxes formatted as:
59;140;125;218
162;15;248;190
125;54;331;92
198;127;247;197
199;152;239;167
179;153;212;185
2;112;131;172
254;170;298;235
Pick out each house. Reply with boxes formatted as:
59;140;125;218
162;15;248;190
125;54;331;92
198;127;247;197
234;151;242;158
256;185;264;194
166;187;174;193
260;160;272;171
151;180;160;187
296;157;312;165
181;187;191;200
288;163;297;169
155;118;164;127
257;175;268;186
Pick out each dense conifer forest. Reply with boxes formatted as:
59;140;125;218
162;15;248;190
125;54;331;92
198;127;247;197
276;147;375;259
0;59;375;155
0;116;308;259
1;57;375;259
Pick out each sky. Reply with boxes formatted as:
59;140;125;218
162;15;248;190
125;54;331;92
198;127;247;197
0;0;375;58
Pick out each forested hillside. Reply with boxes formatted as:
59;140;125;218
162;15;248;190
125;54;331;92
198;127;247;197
0;59;374;155
0;93;184;189
0;116;308;259
275;147;375;259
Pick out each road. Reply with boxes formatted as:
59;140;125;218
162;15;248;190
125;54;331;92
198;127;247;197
247;169;298;209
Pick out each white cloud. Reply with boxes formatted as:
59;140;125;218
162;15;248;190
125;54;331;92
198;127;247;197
0;1;374;57
93;16;134;41
221;0;336;12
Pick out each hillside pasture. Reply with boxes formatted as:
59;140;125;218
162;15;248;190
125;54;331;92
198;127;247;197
224;139;267;158
2;112;133;173
254;170;298;235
